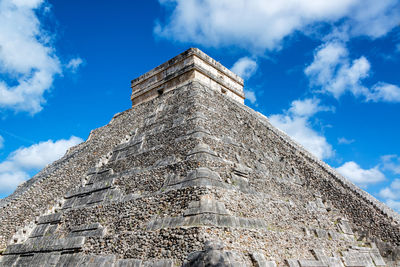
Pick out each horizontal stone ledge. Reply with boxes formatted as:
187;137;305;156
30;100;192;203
116;258;175;267
147;214;267;231
174;131;215;143
70;223;101;232
186;144;218;158
30;224;49;238
68;223;106;238
65;178;114;199
37;213;62;225
86;167;113;176
4;236;85;255
298;259;328;267
57;254;116;266
13;252;61;266
184;199;230;216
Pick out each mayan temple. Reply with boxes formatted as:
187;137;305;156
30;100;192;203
1;48;400;267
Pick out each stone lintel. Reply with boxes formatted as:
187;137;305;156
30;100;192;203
131;48;245;106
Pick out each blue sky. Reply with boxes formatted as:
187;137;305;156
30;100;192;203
0;0;400;212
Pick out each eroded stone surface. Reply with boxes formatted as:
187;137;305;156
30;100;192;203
1;49;399;267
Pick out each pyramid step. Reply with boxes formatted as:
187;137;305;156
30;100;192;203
65;178;114;199
183;241;246;266
250;252;277;267
0;255;19;267
30;224;50;238
186;143;218;158
298;259;328;267
13;252;60;267
184;198;230;216
37;213;62;225
67;223;106;238
115;258;175;267
56;254;116;267
4;236;85;255
86;168;114;185
146;214;267;231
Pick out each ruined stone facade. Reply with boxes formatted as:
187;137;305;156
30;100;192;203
0;48;399;266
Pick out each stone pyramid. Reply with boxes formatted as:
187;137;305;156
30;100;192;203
1;48;399;267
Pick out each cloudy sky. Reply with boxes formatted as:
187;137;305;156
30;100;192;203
0;0;399;212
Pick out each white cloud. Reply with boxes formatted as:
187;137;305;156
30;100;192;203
381;154;400;174
0;135;3;149
378;179;400;212
338;137;355;144
0;136;82;196
305;41;370;98
231;57;257;79
244;89;257;104
336;161;385;187
269;98;334;159
0;0;61;114
367;83;400;103
288;98;333;117
386;199;400;213
66;57;84;73
306;42;400;103
155;0;400;53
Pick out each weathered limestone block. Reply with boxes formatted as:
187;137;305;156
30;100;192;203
184;198;230;216
68;223;106;238
298;259;328;267
143;259;175;267
87;168;115;184
250;252;277;267
0;255;19;266
183;241;244;267
30;224;49;238
30;252;61;267
230;173;249;190
4;236;85;255
37;213;62;225
370;249;386;266
338;219;354;235
232;164;251;177
115;259;142;267
187;143;218;158
65;178;114;199
287;259;301;267
342;251;374;267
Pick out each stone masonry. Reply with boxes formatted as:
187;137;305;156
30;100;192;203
0;48;399;266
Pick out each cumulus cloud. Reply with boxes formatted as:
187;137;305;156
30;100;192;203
381;154;400;174
231;57;257;79
367;83;400;103
155;0;400;53
378;179;400;212
386;200;400;213
0;136;82;196
0;0;65;114
305;41;370;98
66;57;84;73
306;42;400;103
288;98;334;117
338;137;355;144
269;98;334;159
336;161;385;187
244;89;257;104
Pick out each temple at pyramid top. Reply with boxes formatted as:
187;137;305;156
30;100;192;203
131;48;245;106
